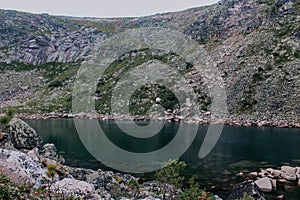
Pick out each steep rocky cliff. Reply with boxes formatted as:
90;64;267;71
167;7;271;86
0;0;299;123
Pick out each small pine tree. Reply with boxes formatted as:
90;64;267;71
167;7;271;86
127;178;140;199
0;107;16;125
46;163;57;200
46;164;57;185
155;159;187;200
180;178;213;200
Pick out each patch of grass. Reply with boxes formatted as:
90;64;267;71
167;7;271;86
252;72;265;82
0;174;30;200
0;107;16;125
48;80;63;88
257;0;275;6
294;50;300;58
265;64;273;70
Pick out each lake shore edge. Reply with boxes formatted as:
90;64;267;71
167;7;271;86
16;113;300;128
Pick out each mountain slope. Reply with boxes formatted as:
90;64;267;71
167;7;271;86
0;0;299;124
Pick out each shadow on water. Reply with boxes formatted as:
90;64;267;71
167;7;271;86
25;119;300;199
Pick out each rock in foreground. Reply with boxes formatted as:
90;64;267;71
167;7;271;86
226;180;266;200
8;118;42;150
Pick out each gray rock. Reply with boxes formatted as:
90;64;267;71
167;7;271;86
226;180;266;200
50;178;95;198
280;173;297;181
272;170;283;177
0;148;50;188
266;168;274;174
249;172;258;177
8;118;42;150
255;177;272;192
281;166;296;174
0;130;15;150
295;166;300;174
270;179;277;189
213;195;223;200
39;143;65;164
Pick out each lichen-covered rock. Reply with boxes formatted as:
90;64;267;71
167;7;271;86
0;148;50;187
8;118;42;150
281;165;296;174
50;178;95;198
226;180;266;200
0;130;15;150
39;143;65;164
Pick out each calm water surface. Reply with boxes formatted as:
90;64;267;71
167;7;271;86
25;119;300;199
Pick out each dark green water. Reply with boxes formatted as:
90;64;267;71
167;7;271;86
25;119;300;199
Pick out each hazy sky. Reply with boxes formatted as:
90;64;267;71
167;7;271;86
0;0;219;18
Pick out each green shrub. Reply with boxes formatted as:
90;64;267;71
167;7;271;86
240;192;254;200
48;80;63;88
7;107;16;118
127;178;140;199
265;65;273;70
0;107;16;125
46;163;57;186
155;159;187;200
252;73;264;82
0;115;10;125
180;178;213;200
0;174;29;200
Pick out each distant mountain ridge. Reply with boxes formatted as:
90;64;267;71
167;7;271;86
0;0;299;124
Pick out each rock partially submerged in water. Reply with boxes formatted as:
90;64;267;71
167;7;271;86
226;180;266;200
254;177;272;192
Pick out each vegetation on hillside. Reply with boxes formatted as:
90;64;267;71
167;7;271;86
0;108;16;125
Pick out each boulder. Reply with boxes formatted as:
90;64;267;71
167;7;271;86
0;148;49;187
8;118;42;150
278;179;287;183
249;172;258;177
213;195;223;200
276;195;284;199
0;130;15;150
255;177;272;192
280;173;297;181
226;180;266;200
270;179;277;189
50;178;94;198
266;168;273;173
0;159;35;187
26;147;40;162
281;166;296;174
39;143;65;164
296;166;300;174
272;170;282;177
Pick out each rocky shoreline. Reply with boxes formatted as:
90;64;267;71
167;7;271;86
242;166;300;199
1;118;299;199
0;118;182;199
15;113;300;128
